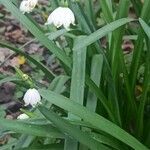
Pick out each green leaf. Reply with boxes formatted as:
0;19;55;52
18;143;64;150
73;18;134;51
91;133;123;150
139;18;150;39
38;106;109;150
39;89;148;150
47;29;67;40
0;106;6;118
0;75;20;86
48;75;70;93
14;135;34;150
86;54;103;112
84;0;96;26
99;0;113;23
70;36;87;105
65;36;87;150
130;0;142;16
129;0;150;92
0;119;64;138
110;0;134;125
85;75;115;122
67;0;94;34
0;42;55;80
136;23;150;137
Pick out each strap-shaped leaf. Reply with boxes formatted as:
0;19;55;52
73;18;134;51
0;119;64;138
38;106;109;150
39;89;148;150
139;18;150;39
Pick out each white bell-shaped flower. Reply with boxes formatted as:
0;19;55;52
17;113;29;119
45;7;75;30
23;88;41;107
19;0;38;14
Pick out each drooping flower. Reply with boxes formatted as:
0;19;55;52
17;113;29;119
45;7;75;30
19;0;38;14
23;88;41;107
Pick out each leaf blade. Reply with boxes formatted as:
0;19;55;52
39;89;148;150
38;106;109;150
73;18;134;51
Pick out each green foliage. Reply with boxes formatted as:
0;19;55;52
0;0;150;150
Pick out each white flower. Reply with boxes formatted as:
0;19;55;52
17;113;29;120
23;88;41;107
19;0;38;14
45;7;75;30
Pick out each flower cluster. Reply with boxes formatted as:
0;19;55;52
19;0;75;30
19;1;76;107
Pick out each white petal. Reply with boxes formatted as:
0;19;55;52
63;20;71;30
30;89;40;106
23;89;31;105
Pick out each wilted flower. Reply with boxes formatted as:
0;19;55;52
19;0;38;14
23;88;41;107
45;7;75;30
17;113;29;119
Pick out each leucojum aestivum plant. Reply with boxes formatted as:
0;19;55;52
0;0;150;150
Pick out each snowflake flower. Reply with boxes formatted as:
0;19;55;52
45;7;75;30
19;0;38;14
23;88;41;107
